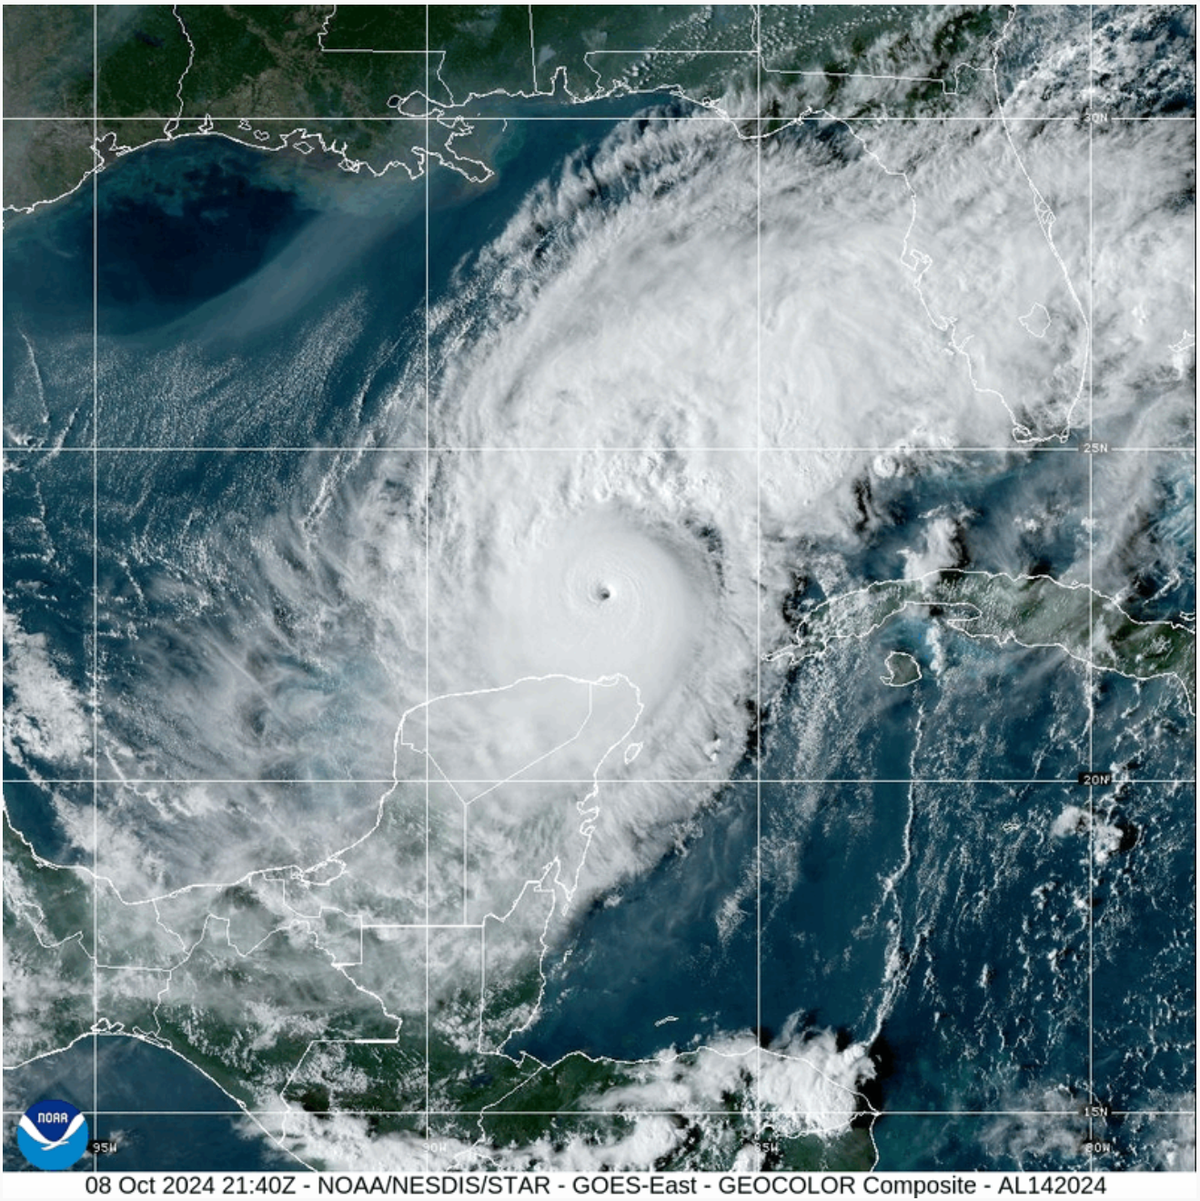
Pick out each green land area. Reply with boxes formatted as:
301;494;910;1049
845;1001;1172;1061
775;570;1196;708
4;810;875;1169
3;4;1005;212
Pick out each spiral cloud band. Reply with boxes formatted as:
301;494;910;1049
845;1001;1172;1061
3;2;1194;1174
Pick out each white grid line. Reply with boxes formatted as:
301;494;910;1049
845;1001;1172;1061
90;0;100;1172
6;444;1195;454
754;10;764;1138
9;778;1192;787
1086;6;1097;1164
423;0;433;1163
527;4;537;94
3;1108;1191;1119
3;114;1195;123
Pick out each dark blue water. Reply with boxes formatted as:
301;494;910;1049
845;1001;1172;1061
5;97;684;456
96;145;315;334
518;783;762;1062
4;782;93;867
515;568;1193;1169
4;186;97;449
3;1036;300;1172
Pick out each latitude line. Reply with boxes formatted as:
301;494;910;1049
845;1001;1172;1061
9;778;1192;787
6;445;1194;454
2;1109;1191;1119
2;1104;1190;1119
3;1108;1189;1117
4;114;1195;123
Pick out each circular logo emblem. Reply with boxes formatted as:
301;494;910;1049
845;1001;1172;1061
17;1099;89;1171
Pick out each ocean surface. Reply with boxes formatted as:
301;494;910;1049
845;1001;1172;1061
4;66;1194;1174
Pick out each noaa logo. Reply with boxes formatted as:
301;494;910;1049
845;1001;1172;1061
17;1099;89;1170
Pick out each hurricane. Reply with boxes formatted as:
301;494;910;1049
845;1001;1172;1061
4;3;1195;1176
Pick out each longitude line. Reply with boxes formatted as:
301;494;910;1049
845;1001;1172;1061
91;1;100;1169
423;0;432;1166
528;5;537;93
754;4;764;1143
1085;460;1098;1160
1086;4;1097;1165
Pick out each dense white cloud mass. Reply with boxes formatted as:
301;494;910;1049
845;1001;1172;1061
2;614;91;778
271;1029;875;1171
